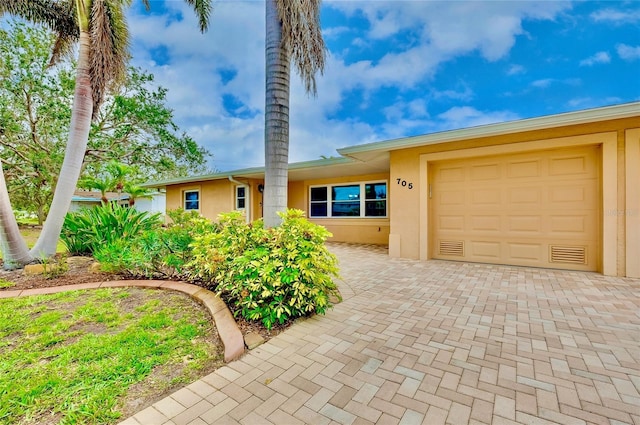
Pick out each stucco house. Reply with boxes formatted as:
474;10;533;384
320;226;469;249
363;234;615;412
143;102;640;278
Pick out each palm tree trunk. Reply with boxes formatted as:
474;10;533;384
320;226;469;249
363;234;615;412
0;161;32;269
263;0;290;228
30;29;93;258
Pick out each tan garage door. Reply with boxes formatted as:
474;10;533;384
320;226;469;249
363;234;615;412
430;145;600;271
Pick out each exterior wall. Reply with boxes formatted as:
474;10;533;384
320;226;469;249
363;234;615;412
166;180;235;221
249;179;265;222
389;150;422;259
166;179;264;223
625;129;640;278
134;192;166;215
294;173;390;245
387;117;640;277
288;181;306;211
69;201;101;212
165;175;390;245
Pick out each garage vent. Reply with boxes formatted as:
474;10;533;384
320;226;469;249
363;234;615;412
550;245;586;264
439;240;464;257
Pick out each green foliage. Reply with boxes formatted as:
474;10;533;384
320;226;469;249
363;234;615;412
0;279;15;289
0;21;212;221
94;209;217;278
188;209;341;329
39;254;69;279
61;203;162;255
0;22;72;224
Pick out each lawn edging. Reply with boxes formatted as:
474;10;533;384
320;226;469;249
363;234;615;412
0;280;245;362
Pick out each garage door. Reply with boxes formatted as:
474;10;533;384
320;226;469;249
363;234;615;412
430;146;600;271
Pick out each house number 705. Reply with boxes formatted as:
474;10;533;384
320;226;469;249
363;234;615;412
396;178;413;190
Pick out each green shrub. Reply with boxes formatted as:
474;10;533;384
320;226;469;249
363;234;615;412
39;254;69;279
94;209;216;278
61;203;162;255
188;209;341;329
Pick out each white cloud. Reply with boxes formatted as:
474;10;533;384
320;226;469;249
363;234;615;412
437;106;519;129
531;78;554;88
507;64;526;76
327;1;572;84
579;51;611;66
322;25;351;40
432;85;474;102
568;96;624;109
617;44;640;61
123;1;575;171
590;8;640;24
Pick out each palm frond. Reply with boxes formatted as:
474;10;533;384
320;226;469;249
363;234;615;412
276;0;326;96
48;0;78;66
183;0;212;32
0;0;78;65
89;0;130;118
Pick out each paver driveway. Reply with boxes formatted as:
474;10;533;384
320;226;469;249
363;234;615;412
122;243;640;425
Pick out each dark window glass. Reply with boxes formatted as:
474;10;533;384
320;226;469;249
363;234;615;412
310;187;327;202
310;187;328;217
365;201;386;216
236;186;246;209
184;191;199;210
332;201;360;216
365;183;387;200
310;203;328;217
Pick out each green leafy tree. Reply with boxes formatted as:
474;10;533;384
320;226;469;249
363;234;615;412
78;174;114;204
0;23;210;224
123;183;153;207
0;0;211;268
85;68;211;180
80;160;153;207
0;22;72;224
263;0;326;227
0;0;76;268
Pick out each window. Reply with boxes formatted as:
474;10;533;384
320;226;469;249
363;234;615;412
184;190;199;210
365;182;387;217
332;185;360;216
310;187;328;217
309;181;387;218
236;186;246;209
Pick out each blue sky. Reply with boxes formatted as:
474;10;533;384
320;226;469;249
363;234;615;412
127;1;640;172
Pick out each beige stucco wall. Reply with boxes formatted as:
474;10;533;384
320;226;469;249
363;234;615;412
166;180;234;221
625;129;640;278
166;178;266;223
165;174;390;245
387;117;640;277
288;181;306;211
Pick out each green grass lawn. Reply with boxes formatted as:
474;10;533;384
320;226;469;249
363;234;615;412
0;287;224;424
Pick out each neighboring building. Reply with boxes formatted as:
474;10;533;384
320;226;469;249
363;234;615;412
143;102;640;278
70;191;129;211
70;191;166;216
132;191;167;216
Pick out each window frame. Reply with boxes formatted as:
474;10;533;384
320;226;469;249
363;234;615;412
183;189;200;211
309;181;388;218
235;185;247;210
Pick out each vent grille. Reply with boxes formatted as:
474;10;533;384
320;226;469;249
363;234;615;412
550;245;586;264
439;240;464;257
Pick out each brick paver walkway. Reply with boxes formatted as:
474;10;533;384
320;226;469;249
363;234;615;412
121;243;640;425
